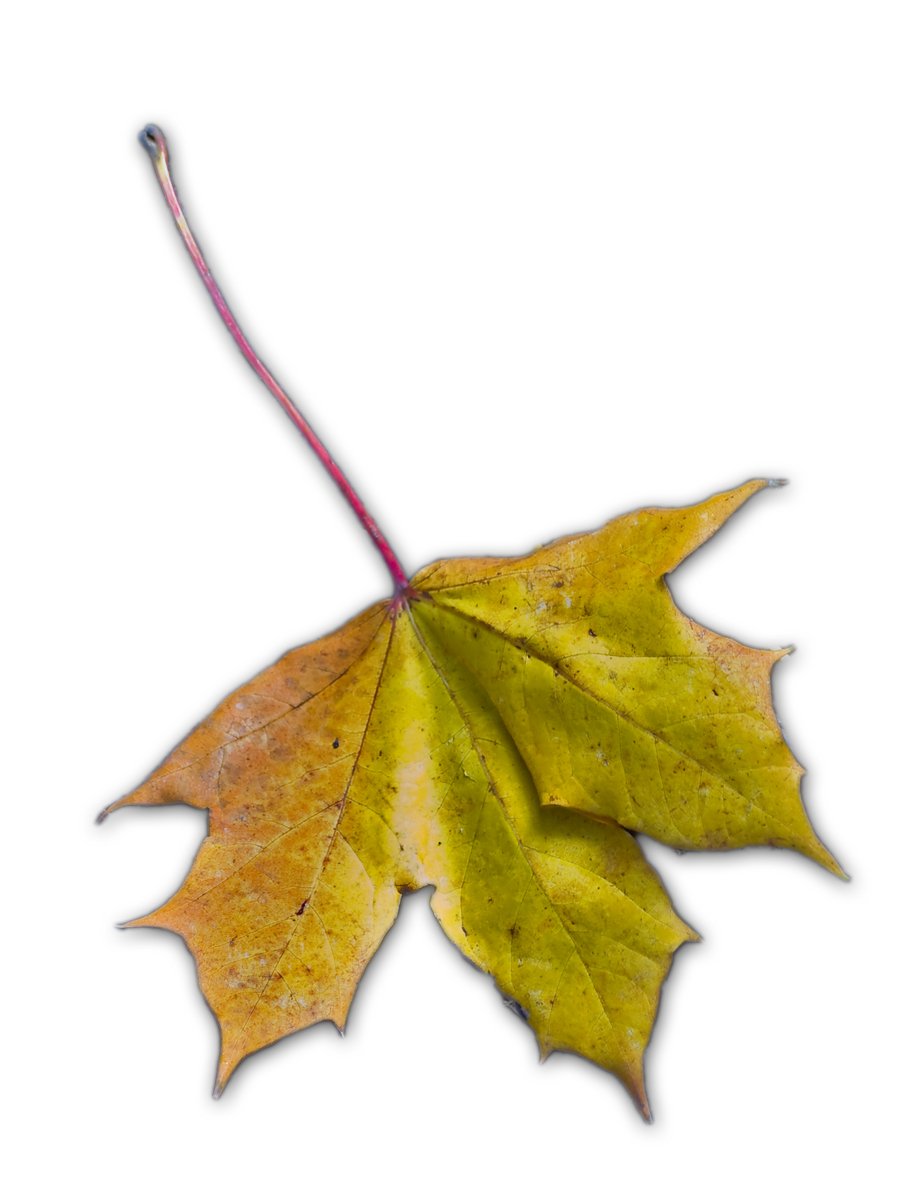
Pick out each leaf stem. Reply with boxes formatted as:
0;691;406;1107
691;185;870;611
138;124;410;595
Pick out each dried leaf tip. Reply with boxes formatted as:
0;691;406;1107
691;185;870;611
96;795;126;824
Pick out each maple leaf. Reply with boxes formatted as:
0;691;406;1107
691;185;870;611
103;480;838;1115
103;127;842;1119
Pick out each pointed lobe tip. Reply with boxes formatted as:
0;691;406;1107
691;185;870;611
805;836;848;880
97;795;129;823
631;1081;652;1123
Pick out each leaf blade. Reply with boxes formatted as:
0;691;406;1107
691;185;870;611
106;481;842;1108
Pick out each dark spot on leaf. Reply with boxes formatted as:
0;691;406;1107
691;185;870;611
295;900;308;916
332;737;340;749
502;996;530;1021
588;628;597;638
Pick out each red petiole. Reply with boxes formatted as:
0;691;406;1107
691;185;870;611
138;124;411;596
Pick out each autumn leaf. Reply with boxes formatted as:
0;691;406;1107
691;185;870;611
103;127;842;1119
102;479;839;1115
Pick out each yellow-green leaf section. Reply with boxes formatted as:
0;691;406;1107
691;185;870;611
103;480;839;1115
412;479;839;871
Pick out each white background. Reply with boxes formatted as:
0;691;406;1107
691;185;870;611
3;3;907;1197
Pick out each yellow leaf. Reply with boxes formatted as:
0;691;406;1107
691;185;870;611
103;480;839;1116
